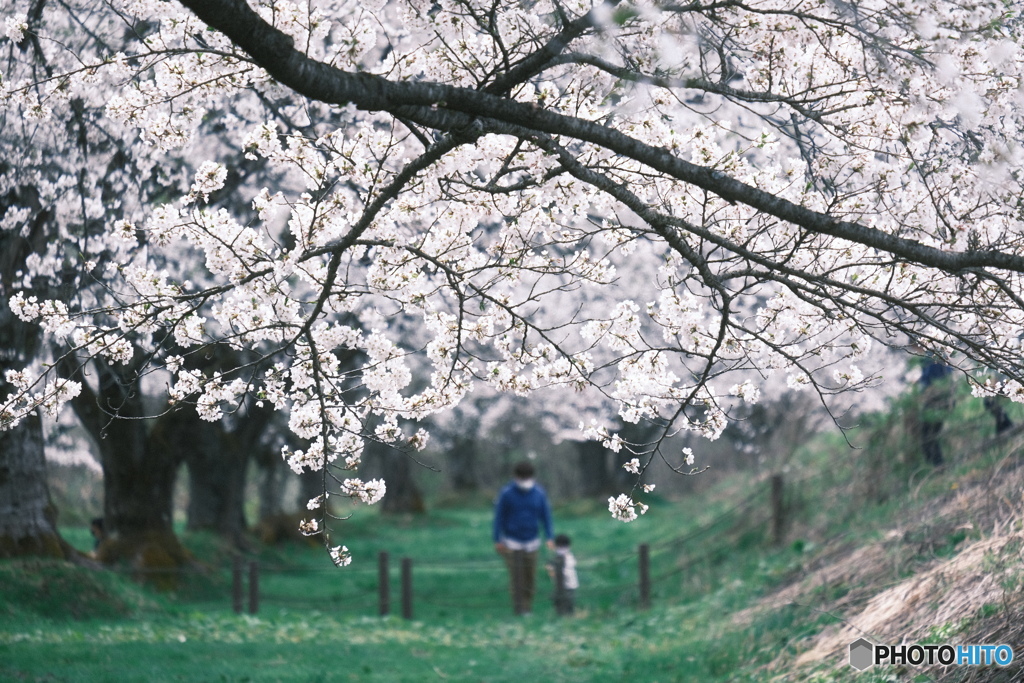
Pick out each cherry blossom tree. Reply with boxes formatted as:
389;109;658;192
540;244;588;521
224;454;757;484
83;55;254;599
3;0;1024;560
0;2;287;559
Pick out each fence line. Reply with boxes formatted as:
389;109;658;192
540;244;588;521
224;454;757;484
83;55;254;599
101;478;781;621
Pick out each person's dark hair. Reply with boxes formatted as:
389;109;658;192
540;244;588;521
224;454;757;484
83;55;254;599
554;534;571;548
512;461;535;480
90;517;104;532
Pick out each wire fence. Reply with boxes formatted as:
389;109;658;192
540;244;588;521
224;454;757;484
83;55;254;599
106;480;777;621
112;465;912;618
108;401;1024;621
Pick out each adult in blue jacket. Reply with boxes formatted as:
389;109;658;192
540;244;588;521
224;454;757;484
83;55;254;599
493;461;554;615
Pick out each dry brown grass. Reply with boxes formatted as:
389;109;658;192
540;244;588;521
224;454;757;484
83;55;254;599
738;432;1024;680
793;532;1023;666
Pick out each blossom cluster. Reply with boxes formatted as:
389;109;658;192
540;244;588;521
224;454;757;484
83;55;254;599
607;494;649;523
2;0;1024;544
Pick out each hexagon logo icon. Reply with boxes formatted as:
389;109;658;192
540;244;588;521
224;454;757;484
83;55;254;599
849;638;874;671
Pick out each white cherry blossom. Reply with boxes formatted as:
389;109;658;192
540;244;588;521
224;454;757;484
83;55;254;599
3;0;1024;549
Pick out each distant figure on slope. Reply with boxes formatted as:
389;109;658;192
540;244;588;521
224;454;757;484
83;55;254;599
493;461;554;616
545;533;578;616
983;394;1014;436
918;356;953;466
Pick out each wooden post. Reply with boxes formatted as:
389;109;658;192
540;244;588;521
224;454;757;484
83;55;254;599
378;551;390;617
248;561;259;615
511;549;526;615
771;473;785;546
401;557;413;620
232;556;243;614
638;543;650;610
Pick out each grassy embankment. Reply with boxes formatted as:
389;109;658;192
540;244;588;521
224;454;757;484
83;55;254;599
3;384;1024;682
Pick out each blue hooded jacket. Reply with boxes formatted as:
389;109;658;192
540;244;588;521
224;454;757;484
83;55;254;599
492;482;554;544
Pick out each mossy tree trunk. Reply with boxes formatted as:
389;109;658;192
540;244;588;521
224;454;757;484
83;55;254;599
0;185;75;560
63;359;189;571
0;412;69;558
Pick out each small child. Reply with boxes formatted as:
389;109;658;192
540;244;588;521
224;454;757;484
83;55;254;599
546;533;578;615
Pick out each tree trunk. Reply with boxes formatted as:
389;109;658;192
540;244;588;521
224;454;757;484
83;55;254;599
97;404;187;571
250;439;318;545
183;418;248;541
447;435;479;492
181;358;271;541
0;185;74;559
254;434;291;520
257;452;288;522
380;449;426;514
575;440;615;498
366;439;426;514
0;412;68;558
63;360;189;575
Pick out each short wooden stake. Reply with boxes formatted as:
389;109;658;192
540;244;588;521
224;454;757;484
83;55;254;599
248;561;259;615
232;556;243;614
401;557;413;620
378;551;390;617
638;543;651;610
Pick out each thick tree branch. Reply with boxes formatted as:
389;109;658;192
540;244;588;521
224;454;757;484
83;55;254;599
176;0;1024;277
